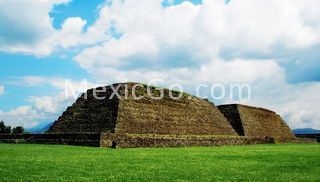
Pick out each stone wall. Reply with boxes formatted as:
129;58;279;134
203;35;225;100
0;134;101;146
0;133;314;148
295;134;320;143
100;133;277;148
218;104;295;138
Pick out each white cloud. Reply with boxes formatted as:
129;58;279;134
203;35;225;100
29;95;62;114
57;17;87;49
0;0;72;56
277;84;320;129
197;59;285;84
0;0;110;56
1;77;101;128
0;85;4;95
26;77;99;115
0;106;41;128
75;0;320;71
90;58;284;87
1;0;319;58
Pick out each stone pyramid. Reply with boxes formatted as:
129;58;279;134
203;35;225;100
48;83;238;136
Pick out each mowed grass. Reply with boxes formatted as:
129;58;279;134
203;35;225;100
0;143;319;181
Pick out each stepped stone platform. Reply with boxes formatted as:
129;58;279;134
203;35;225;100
0;82;298;148
48;83;237;136
45;82;297;148
47;83;243;147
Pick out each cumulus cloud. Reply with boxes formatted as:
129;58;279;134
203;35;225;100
57;17;88;49
1;77;100;128
0;0;110;56
0;0;71;56
26;77;99;115
75;0;320;72
29;95;64;114
1;0;319;60
0;106;41;128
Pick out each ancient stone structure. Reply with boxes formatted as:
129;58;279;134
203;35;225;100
218;104;295;138
0;134;101;146
46;82;296;148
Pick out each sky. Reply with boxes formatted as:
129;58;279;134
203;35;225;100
0;0;320;130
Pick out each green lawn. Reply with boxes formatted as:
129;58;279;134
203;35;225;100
0;143;319;181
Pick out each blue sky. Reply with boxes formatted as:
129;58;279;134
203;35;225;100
50;0;104;29
0;0;320;130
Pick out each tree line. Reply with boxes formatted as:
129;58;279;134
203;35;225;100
0;121;25;134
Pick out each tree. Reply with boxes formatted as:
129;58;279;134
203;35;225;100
0;121;5;133
12;126;24;134
0;121;11;134
4;126;11;134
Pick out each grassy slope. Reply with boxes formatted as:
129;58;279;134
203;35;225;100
0;144;319;181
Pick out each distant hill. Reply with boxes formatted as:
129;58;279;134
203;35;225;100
293;128;320;135
26;122;53;134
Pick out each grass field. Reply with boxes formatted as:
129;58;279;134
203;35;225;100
0;143;319;181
